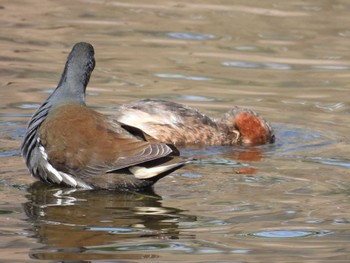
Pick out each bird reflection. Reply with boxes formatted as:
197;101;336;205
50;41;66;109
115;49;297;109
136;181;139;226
182;145;270;175
24;182;196;261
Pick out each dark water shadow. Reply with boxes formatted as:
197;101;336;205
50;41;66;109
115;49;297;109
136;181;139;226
23;182;196;261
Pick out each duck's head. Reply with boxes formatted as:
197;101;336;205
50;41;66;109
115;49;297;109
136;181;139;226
220;107;275;146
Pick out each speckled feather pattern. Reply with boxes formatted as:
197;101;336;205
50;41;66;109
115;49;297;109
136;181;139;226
117;99;274;147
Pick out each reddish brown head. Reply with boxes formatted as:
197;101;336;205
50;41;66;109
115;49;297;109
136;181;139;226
220;107;275;146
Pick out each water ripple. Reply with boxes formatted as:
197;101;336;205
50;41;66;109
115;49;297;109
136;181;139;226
180;173;203;178
312;65;350;70
163;94;220;102
87;241;194;252
310;157;350;168
16;103;40;109
314;102;345;112
165;32;215;40
222;61;292;70
0;113;31;118
155;73;212;81
86;226;154;235
0;150;20;157
247;229;332;238
271;125;337;155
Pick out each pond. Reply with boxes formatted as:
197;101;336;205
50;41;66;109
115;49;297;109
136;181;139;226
1;0;350;262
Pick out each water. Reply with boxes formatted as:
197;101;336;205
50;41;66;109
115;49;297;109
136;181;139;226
1;0;350;261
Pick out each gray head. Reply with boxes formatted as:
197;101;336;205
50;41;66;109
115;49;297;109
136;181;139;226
21;42;95;170
53;42;95;105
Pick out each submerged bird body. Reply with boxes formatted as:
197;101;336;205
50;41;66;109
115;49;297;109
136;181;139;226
21;43;185;190
117;99;275;147
117;100;227;146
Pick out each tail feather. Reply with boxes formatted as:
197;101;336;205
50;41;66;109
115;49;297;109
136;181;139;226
129;158;190;179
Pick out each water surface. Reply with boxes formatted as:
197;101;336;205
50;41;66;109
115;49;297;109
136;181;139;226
1;0;350;262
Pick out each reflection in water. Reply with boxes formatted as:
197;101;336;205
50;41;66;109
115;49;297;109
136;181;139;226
183;145;269;161
182;145;270;175
24;182;196;261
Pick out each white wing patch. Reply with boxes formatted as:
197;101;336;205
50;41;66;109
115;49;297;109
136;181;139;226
129;162;183;179
38;144;92;189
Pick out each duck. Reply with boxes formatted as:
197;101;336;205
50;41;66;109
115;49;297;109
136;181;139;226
116;99;275;147
21;42;187;190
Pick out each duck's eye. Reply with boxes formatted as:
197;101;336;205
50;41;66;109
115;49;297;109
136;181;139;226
270;134;276;144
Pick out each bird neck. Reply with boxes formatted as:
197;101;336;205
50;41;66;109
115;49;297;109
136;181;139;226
51;62;92;105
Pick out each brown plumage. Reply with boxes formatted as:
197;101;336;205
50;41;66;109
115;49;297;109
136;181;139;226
116;99;275;147
21;43;187;190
